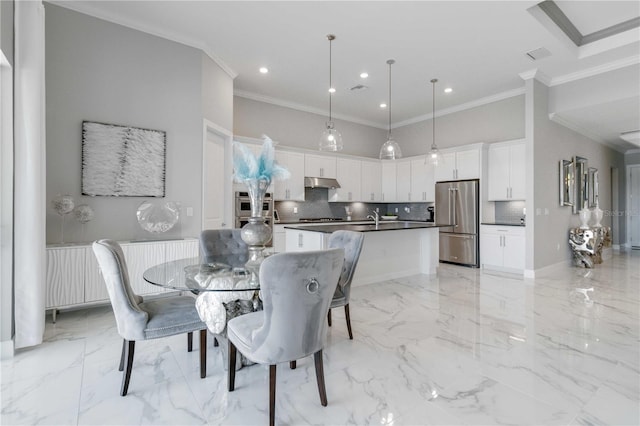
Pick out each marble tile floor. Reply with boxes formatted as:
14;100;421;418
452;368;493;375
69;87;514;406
2;250;638;425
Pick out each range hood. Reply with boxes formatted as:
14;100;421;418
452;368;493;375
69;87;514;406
304;176;341;189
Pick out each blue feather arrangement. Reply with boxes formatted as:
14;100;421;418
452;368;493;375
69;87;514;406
233;135;290;183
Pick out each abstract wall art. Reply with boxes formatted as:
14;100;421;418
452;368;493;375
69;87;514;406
82;121;166;197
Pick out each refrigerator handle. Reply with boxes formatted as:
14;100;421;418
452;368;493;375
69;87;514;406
451;187;458;227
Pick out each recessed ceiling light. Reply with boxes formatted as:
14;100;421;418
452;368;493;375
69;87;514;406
259;67;269;74
360;72;369;79
444;87;453;93
328;87;336;93
379;103;387;108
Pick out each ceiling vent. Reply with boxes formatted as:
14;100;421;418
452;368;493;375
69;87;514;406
526;47;551;61
350;84;369;91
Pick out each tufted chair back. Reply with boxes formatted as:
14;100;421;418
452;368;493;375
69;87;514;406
199;229;249;267
328;230;364;302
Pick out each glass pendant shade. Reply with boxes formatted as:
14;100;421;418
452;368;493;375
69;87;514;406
428;144;440;165
380;137;402;160
319;121;343;151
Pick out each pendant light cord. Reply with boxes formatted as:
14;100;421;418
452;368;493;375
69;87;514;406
431;78;438;150
328;35;333;122
387;60;394;139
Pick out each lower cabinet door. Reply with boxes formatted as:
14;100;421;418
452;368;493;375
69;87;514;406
503;234;525;270
480;233;503;268
46;247;85;308
121;242;166;295
84;247;109;303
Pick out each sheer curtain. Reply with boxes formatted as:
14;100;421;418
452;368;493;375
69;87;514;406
14;0;46;349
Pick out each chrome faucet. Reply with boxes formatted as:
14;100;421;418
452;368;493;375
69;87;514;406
366;211;380;227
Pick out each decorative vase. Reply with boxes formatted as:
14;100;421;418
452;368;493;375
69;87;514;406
591;199;603;228
579;204;591;229
240;178;272;286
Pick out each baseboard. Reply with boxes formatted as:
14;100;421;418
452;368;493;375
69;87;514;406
526;259;573;279
612;244;621;250
1;338;14;359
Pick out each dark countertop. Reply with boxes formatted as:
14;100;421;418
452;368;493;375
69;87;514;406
481;222;526;227
284;221;443;234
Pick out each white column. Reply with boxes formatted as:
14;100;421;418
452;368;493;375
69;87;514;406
14;0;46;348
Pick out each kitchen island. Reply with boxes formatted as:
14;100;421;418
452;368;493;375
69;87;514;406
284;221;442;286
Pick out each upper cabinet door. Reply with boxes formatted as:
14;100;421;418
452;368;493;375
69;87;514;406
396;159;412;202
381;161;397;202
274;151;305;201
331;158;361;202
509;142;526;200
455;148;480;180
410;157;434;202
361;160;382;202
434;152;456;182
304;154;336;178
487;144;511;201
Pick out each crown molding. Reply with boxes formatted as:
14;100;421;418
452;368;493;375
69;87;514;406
550;55;640;86
234;90;387;129
392;87;526;128
625;148;640;155
519;69;552;85
48;1;238;79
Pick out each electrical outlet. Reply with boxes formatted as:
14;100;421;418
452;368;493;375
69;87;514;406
557;243;560;251
544;208;549;215
293;207;298;214
186;207;193;217
395;207;398;213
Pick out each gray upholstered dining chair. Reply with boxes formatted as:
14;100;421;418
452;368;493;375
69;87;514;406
92;239;208;396
326;230;365;340
226;248;344;426
199;229;249;268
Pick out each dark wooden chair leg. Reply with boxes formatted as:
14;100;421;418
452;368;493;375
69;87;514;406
120;340;135;396
187;331;193;352
118;339;126;371
228;340;237;391
269;365;277;426
289;360;297;369
327;309;332;326
314;350;327;406
344;304;353;340
199;329;207;378
214;337;219;347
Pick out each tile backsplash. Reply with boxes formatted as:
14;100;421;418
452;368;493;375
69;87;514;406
274;188;433;222
494;200;526;224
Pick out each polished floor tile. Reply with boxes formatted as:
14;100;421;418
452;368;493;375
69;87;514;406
2;250;639;425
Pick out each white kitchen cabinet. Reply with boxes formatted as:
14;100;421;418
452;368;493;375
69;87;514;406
274;150;305;201
381;161;397;202
285;229;328;252
330;157;361;202
410;157;435;202
480;225;525;272
304;154;336;178
434;147;480;181
487;140;525;201
46;238;199;318
395;159;412;202
272;224;286;253
361;160;382;202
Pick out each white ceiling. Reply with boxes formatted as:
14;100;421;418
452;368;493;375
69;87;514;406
51;0;640;152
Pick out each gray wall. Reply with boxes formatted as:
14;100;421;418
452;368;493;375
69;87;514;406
625;151;640;166
532;80;625;269
392;95;525;156
45;4;230;243
233;96;386;158
202;53;233;131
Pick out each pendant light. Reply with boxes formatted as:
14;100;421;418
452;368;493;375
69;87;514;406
427;78;440;165
379;59;402;160
319;34;343;152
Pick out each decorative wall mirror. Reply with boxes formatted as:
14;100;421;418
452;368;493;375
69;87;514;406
573;156;588;213
559;159;574;207
588;167;599;207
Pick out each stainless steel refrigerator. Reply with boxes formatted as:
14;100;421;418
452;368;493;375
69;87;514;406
435;179;479;267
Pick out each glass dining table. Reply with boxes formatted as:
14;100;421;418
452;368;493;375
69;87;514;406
143;255;262;369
